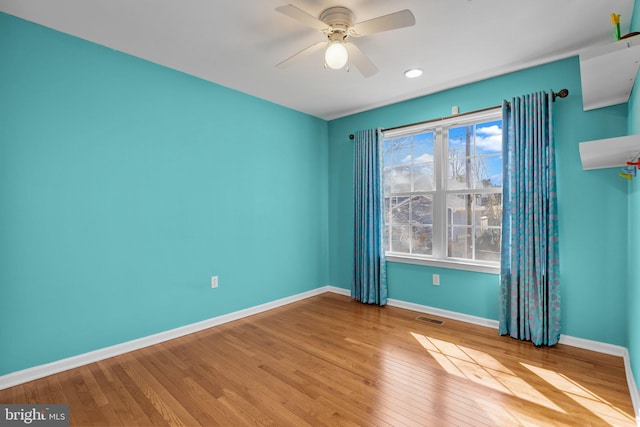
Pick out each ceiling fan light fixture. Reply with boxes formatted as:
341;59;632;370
276;5;415;77
325;42;348;70
404;68;423;78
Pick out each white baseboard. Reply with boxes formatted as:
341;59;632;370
2;284;639;426
0;286;332;391
387;298;500;329
327;285;350;296
558;334;627;357
621;348;640;426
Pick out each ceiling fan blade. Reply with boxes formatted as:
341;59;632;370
276;4;329;31
347;43;378;78
276;41;326;69
351;9;415;37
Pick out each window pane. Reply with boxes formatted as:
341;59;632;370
391;224;411;253
448;157;471;189
448;126;473;159
411;195;433;226
448;121;503;190
384;225;390;252
447;194;473;226
413;163;434;191
413;132;435;163
384;198;390;252
391;196;410;224
383;139;392;167
475;120;502;155
475;155;502;188
412;225;433;255
387;195;433;255
384;132;435;193
446;193;502;261
383;166;391;193
392;137;412;165
390;166;412;193
475;193;502;227
448;226;472;259
475;228;501;262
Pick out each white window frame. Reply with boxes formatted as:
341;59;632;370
383;108;502;274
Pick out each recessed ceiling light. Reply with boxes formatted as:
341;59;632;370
404;68;423;78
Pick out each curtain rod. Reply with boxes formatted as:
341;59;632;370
348;88;569;140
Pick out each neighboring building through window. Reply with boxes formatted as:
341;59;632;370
382;108;502;272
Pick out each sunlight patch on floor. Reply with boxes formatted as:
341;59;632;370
411;332;564;413
521;362;634;425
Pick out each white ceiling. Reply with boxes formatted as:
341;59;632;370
0;0;635;120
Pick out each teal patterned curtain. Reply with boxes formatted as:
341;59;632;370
500;91;560;346
353;129;387;305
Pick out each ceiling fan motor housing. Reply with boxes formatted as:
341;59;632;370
320;6;354;37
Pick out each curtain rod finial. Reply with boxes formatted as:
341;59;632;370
553;89;569;101
349;134;355;140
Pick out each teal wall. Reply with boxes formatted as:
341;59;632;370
627;0;640;391
0;13;329;376
328;58;629;344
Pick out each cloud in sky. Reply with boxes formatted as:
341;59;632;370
403;153;434;163
476;125;502;152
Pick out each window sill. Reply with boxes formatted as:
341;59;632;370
385;254;500;274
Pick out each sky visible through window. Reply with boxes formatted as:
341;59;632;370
383;119;503;191
448;120;503;188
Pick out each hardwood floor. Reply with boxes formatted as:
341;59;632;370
0;292;635;426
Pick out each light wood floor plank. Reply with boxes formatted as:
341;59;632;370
0;293;635;426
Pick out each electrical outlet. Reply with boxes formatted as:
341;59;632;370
211;276;218;288
432;274;440;286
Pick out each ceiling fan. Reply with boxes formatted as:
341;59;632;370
275;4;416;78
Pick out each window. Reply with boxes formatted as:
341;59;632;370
382;109;502;272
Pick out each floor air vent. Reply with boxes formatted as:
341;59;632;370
416;316;444;326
